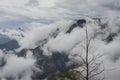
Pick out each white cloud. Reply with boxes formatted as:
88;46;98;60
19;20;73;49
0;0;120;23
0;50;35;80
43;27;85;54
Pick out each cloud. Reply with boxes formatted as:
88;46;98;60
43;27;85;54
0;50;35;80
0;0;120;24
19;20;73;49
26;0;39;7
95;0;120;10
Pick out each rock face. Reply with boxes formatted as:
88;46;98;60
66;19;86;33
0;57;6;67
17;47;76;79
76;19;86;27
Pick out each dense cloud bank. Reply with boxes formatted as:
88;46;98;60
0;50;35;80
0;17;120;80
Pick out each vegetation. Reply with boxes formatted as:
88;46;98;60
47;25;104;80
47;70;81;80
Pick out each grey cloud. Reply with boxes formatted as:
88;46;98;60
26;0;39;7
1;0;120;23
97;0;120;11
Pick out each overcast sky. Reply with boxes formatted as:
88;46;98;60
0;0;120;28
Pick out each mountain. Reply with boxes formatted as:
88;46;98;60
16;18;117;80
0;34;11;45
0;39;20;51
0;18;120;80
0;28;24;50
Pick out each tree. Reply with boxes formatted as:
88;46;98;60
47;25;104;80
73;25;104;80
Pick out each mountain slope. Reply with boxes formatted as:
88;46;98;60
0;18;120;80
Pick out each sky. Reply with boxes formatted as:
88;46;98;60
0;0;120;29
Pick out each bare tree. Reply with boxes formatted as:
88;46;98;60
47;25;105;80
73;25;104;80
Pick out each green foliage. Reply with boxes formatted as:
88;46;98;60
47;70;81;80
